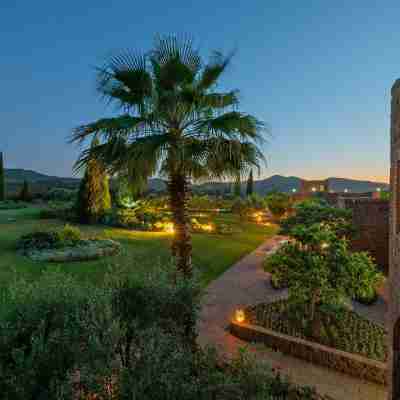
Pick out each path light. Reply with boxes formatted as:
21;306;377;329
235;309;245;323
321;242;329;249
164;222;174;234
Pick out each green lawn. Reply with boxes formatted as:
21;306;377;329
0;207;277;288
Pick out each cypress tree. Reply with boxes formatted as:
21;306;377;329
233;175;241;198
76;138;111;224
19;180;32;202
0;152;5;201
246;170;254;197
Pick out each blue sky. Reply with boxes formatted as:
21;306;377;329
1;0;399;182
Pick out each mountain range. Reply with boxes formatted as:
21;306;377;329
3;169;389;195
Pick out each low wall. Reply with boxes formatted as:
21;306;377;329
230;321;387;385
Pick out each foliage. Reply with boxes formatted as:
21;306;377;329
246;299;387;362
246;193;267;210
0;268;325;400
71;35;267;275
44;188;77;202
266;192;291;219
231;197;249;219
17;225;83;253
0;152;5;201
246;169;254;196
17;231;62;252
0;200;27;210
233;176;242;198
39;201;76;221
347;252;384;305
19;180;32;202
379;191;390;201
281;198;354;238
76;138;111;224
265;224;382;333
115;175;140;208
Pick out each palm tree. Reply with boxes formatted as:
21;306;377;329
72;35;267;278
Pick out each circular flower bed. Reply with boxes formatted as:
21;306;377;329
17;225;120;263
25;239;120;262
245;299;387;362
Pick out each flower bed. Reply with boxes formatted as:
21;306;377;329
17;225;120;262
245;299;387;362
24;239;120;262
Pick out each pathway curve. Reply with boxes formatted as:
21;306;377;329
197;235;387;400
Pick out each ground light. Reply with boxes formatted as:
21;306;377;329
234;309;245;323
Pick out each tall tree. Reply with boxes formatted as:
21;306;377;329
72;35;266;277
246;169;254;197
0;152;5;201
76;138;111;224
233;175;241;198
19;180;32;202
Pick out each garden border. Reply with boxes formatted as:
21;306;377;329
230;320;387;385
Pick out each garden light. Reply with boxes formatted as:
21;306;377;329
164;222;175;233
311;187;316;192
235;309;245;323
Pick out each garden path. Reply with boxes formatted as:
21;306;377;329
197;235;387;400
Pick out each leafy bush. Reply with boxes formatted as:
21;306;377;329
44;188;77;202
17;231;62;252
57;224;82;244
39;201;76;221
17;225;83;253
0;200;27;210
281;198;354;238
266;192;292;219
0;268;325;400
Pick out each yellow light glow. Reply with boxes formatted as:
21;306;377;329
235;309;245;323
201;224;214;232
321;242;329;249
311;187;316;192
164;222;175;233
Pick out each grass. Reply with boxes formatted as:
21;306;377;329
0;207;277;289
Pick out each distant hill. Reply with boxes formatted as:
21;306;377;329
3;169;389;196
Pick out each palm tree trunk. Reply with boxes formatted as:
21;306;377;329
168;173;193;278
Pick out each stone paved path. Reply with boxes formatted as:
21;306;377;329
197;235;388;400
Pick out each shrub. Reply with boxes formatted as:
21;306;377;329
45;188;77;202
281;198;354;238
18;180;32;202
0;267;326;399
57;224;82;244
0;200;27;210
39;202;76;221
17;231;62;252
265;192;292;220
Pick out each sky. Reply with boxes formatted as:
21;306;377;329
1;1;399;183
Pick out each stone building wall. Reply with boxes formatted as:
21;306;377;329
343;198;389;274
300;179;329;193
388;79;400;399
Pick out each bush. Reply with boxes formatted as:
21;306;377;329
17;225;83;253
44;188;77;202
281;198;354;238
39;202;76;221
0;200;27;210
0;268;327;400
17;231;62;252
57;224;82;244
266;192;291;220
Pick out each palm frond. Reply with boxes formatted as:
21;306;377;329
197;51;233;90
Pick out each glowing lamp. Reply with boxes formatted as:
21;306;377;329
292;188;297;193
344;188;349;193
311;187;316;192
164;222;175;233
321;242;329;249
235;309;245;323
377;187;381;192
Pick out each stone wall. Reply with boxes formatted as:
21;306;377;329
230;321;387;385
343;198;389;274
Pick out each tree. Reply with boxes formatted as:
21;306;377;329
246;169;253;196
265;192;291;220
76;138;111;224
19;180;32;202
72;35;266;277
233;175;242;198
0;152;5;201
